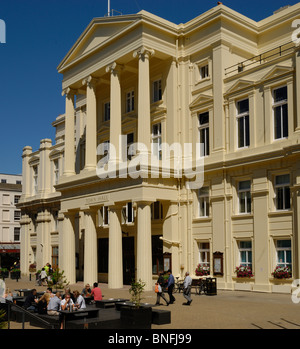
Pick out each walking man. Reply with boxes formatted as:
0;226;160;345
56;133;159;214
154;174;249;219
183;272;192;305
166;269;175;304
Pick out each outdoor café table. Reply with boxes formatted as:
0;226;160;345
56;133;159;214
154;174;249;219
96;298;129;309
59;308;100;329
84;296;93;305
14;289;33;297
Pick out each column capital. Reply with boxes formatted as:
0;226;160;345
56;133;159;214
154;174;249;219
133;46;155;60
82;75;98;88
106;61;123;75
62;87;76;98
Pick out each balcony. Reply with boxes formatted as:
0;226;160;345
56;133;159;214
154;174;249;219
225;41;296;78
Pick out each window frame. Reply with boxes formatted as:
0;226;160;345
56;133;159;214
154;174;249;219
125;90;135;113
238;240;252;268
236;98;250;149
198;186;210;217
237;180;251;214
198;111;210;157
152;79;162;103
272;85;288;140
274;174;291;211
151;123;162;160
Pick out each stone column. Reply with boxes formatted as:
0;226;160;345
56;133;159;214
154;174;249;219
82;76;98;171
108;205;123;288
63;88;76;176
36;210;52;269
84;209;98;285
21;146;32;198
133;47;154;154
136;201;153;291
39;139;52;195
295;50;300;131
106;62;122;163
61;211;76;284
20;213;31;276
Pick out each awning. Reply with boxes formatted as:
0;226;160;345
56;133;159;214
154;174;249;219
0;244;20;253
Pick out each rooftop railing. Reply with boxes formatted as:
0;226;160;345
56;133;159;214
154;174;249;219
225;41;296;77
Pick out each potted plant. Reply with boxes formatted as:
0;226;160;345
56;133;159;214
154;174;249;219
47;268;69;291
195;264;210;276
10;268;21;280
29;263;36;273
0;268;9;279
120;279;152;329
272;266;292;279
235;265;254;278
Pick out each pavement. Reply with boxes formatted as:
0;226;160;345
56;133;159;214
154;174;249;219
2;275;300;330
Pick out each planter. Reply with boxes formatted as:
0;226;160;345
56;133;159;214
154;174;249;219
10;271;20;280
120;306;152;329
0;270;9;279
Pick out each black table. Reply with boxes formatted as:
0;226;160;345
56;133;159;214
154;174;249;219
96;298;129;308
14;289;33;297
84;296;93;305
59;308;100;329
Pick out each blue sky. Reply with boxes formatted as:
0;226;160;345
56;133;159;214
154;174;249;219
0;0;298;175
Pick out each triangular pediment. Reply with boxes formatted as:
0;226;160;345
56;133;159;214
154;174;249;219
259;65;293;82
189;94;213;110
58;17;139;72
28;155;40;165
225;79;254;95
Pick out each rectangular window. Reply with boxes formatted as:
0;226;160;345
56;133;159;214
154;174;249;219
237;99;250;148
153;79;162;102
14;210;21;221
14;195;21;205
51;246;59;269
14;227;20;241
239;241;252;268
126;90;134;113
1;179;7;183
16;180;22;185
104;102;110;121
126;133;135;160
238;180;251;214
198;187;209;217
200;64;209;79
103;206;109;226
276;240;292;269
54;160;59;185
273;86;288;140
198;242;210;268
198;112;209;156
275;174;290;210
152;123;162;160
33;166;38;195
122;202;134;224
151;201;163;220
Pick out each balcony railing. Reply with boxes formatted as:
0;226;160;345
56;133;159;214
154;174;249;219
225;41;296;77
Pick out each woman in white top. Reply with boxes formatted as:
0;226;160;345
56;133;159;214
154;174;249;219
73;290;86;309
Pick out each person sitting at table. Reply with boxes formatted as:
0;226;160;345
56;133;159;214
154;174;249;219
3;288;13;302
62;287;75;302
37;293;51;314
47;292;61;316
91;282;102;301
60;293;74;329
73;290;86;309
81;284;92;297
46;287;55;298
23;289;38;312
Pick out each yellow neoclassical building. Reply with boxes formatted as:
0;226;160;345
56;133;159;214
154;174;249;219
18;3;300;293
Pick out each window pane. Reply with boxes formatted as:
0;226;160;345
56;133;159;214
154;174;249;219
274;86;287;103
284;187;290;209
238;117;245;148
199;112;209;125
274;106;282;139
275;174;290;186
282;104;288;138
239;180;250;191
245;115;250;146
277;240;291;248
240;241;251;249
237;99;249;114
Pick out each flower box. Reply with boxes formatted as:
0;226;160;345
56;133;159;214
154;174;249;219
195;264;210;277
235;265;254;278
272;266;292;279
10;269;21;280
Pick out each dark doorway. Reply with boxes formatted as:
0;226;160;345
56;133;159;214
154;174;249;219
123;236;135;285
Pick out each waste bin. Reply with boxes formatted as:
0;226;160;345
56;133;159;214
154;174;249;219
206;277;217;296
